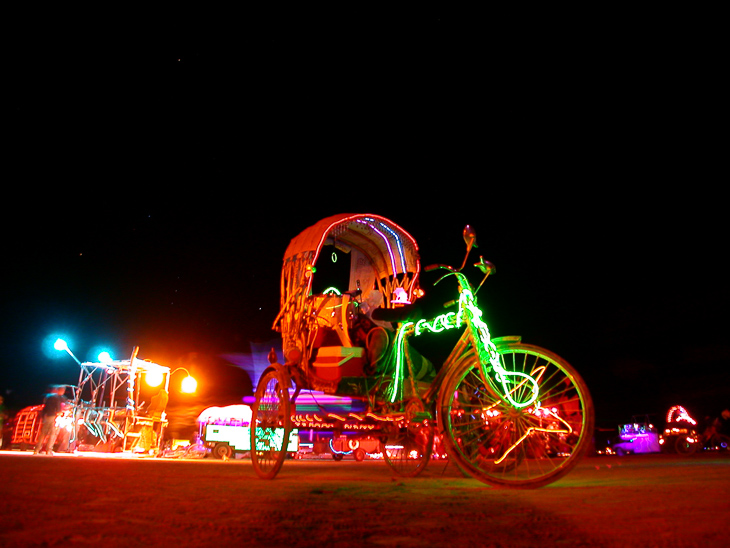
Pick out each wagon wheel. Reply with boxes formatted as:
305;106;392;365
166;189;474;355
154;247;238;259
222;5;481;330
380;399;433;477
212;443;234;460
674;436;698;455
251;365;292;479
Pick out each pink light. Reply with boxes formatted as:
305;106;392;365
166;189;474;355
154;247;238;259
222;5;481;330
666;405;697;425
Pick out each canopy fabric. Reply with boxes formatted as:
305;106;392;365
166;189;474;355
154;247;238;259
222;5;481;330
283;213;420;283
274;214;422;362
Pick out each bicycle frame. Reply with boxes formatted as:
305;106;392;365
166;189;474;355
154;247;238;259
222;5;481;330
395;269;540;410
253;214;593;486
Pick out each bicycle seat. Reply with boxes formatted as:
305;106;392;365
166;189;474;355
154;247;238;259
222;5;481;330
371;303;422;324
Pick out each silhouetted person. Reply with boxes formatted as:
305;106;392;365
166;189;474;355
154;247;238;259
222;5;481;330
716;408;730;435
34;385;68;455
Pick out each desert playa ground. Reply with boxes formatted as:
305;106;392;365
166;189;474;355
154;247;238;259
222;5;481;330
0;450;728;547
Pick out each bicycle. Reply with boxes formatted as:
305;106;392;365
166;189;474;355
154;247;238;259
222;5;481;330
251;214;594;488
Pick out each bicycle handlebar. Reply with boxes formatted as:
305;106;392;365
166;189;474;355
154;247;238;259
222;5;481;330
424;264;449;273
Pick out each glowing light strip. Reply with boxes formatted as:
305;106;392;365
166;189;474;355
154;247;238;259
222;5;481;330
357;219;398;281
373;219;408;275
459;288;538;408
127;360;136;411
365;412;406;422
386;322;413;403
415;312;459;335
303;214;419;300
291;412;406;424
493;407;573;464
330;438;353;455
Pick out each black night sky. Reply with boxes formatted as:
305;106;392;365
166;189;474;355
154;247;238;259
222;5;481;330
3;11;727;433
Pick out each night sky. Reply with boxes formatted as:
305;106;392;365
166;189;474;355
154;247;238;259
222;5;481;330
4;12;727;432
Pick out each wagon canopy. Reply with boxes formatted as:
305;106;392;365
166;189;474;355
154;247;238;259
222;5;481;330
274;214;421;340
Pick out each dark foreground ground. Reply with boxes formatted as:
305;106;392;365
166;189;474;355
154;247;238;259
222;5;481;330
0;450;728;547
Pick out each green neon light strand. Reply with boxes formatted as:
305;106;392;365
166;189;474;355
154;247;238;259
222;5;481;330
458;289;539;408
415;312;458;335
386;321;413;403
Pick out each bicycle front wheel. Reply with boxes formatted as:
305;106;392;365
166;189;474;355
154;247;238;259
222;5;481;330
251;366;292;479
438;343;594;488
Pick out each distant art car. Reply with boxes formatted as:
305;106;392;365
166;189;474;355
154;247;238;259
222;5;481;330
612;421;661;455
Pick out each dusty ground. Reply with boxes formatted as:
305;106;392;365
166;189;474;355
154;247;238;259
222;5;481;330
0;450;728;547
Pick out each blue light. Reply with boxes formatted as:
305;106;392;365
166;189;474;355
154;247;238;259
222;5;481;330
43;333;76;361
87;345;116;364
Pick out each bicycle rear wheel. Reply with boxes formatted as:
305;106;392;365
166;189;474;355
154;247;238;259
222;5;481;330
438;343;594;488
251;366;292;479
380;400;434;477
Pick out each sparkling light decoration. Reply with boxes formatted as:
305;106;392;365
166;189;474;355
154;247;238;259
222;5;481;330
666;405;697;425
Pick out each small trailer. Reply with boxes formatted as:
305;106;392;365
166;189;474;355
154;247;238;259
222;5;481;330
198;404;298;459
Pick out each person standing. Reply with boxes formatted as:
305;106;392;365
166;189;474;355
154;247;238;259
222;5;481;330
34;385;68;455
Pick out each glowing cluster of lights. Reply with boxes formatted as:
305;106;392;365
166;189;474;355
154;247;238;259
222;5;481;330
55;411;74;432
666;405;697;425
127;357;137;411
292;411;407;430
619;423;656;440
197;405;252;425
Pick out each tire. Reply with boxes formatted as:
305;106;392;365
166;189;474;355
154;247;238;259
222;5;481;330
380;399;434;477
438;344;594;489
212;443;234;460
674;436;698;455
353;447;366;462
250;365;292;479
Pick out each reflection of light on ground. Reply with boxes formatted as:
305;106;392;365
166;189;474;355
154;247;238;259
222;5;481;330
0;450;166;460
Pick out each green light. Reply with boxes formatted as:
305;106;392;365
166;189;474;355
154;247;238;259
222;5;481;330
387;321;413;403
458;288;538;408
409;283;539;409
414;312;458;336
